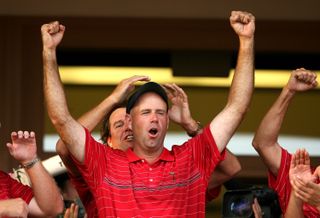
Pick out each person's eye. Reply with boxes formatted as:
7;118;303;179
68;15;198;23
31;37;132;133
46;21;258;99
157;111;165;115
141;111;149;115
115;123;124;128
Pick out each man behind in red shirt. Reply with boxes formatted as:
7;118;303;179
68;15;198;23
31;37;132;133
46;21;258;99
252;68;319;217
42;10;254;217
0;130;63;217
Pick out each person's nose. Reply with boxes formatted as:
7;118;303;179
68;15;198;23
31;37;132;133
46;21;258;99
150;112;159;123
124;121;132;131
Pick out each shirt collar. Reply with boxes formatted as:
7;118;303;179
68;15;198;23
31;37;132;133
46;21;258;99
126;147;174;163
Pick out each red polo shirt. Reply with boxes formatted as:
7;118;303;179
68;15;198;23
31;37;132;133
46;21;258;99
73;125;224;217
0;170;33;203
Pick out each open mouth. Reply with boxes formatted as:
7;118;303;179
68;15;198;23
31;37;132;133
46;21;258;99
149;128;158;137
125;134;134;141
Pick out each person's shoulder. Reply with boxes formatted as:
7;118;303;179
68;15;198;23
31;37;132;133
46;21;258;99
0;170;10;179
112;147;126;155
170;140;193;156
107;147;127;161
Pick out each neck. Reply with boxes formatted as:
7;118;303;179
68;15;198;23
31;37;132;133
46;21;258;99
133;145;164;164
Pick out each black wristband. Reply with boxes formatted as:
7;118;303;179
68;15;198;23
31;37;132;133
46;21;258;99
20;157;40;169
187;121;202;137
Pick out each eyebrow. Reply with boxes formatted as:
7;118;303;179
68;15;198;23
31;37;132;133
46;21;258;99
113;120;124;127
156;109;166;113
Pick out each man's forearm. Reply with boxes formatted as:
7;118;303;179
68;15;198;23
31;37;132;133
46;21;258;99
227;37;254;113
284;192;305;218
77;94;119;132
208;150;241;189
26;162;63;215
43;49;71;128
253;87;295;148
43;47;86;162
181;119;203;137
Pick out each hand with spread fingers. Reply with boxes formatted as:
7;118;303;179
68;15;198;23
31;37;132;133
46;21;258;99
163;83;192;126
6;131;37;165
289;149;316;195
109;75;150;105
163;83;201;136
284;149;316;218
290;163;320;212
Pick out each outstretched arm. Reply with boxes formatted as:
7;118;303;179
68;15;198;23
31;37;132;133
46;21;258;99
210;11;255;152
284;190;305;218
42;21;86;163
6;131;63;216
56;75;150;176
252;69;318;176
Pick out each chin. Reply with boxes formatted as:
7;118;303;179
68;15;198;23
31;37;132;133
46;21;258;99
146;141;162;149
124;142;134;149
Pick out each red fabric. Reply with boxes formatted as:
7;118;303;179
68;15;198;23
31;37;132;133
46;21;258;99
72;125;224;218
0;170;33;203
268;148;320;218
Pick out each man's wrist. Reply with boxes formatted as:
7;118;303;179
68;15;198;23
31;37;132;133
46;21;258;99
186;121;202;137
283;85;296;96
106;95;121;107
20;157;40;170
239;36;254;49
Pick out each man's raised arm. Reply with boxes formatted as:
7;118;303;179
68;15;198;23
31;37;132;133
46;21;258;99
252;69;318;175
210;11;255;152
42;21;85;163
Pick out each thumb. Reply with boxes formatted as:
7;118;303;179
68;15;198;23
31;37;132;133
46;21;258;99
6;143;14;153
312;166;320;179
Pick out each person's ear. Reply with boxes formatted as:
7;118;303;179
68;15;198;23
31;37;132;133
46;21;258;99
107;136;112;148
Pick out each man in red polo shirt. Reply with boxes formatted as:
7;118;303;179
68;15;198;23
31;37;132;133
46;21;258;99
0;131;63;217
42;10;254;217
252;68;319;217
56;77;241;216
